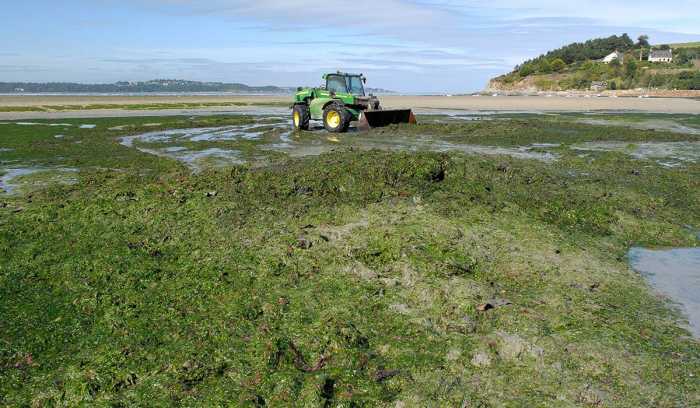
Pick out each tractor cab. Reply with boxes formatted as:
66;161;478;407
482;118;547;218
323;72;366;96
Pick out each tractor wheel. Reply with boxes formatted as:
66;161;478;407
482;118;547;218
323;103;351;133
292;104;310;131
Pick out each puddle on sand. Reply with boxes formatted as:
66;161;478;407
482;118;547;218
352;135;557;162
435;141;557;161
120;124;279;146
579;118;700;135
175;148;243;169
571;141;700;167
629;247;700;338
0;167;78;195
14;122;74;127
121;143;243;172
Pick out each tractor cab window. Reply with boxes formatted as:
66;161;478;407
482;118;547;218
348;76;365;96
326;75;348;94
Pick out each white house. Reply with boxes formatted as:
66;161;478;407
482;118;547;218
649;49;673;63
602;51;624;64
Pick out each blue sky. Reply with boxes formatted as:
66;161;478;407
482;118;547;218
1;0;699;93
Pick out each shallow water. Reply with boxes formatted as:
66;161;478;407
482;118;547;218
0;167;78;194
120;124;281;147
629;247;700;338
571;141;700;167
579;118;700;135
14;122;74;127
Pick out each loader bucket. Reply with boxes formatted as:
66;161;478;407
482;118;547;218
357;109;417;131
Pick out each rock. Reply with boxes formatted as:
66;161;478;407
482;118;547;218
471;351;492;368
389;303;411;315
296;237;312;249
374;369;400;382
498;333;527;360
490;298;512;307
579;385;607;406
206;191;218;197
477;298;511;312
477;303;494;312
497;331;544;361
346;262;377;280
446;348;462;361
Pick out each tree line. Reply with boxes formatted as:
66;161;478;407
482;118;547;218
0;80;290;94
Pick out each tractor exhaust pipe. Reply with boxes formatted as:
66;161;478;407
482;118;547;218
357;109;417;131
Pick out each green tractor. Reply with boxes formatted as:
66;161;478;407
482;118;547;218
291;72;416;133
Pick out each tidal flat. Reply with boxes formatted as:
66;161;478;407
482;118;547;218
1;112;698;406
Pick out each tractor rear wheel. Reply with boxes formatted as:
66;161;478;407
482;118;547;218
292;104;310;131
323;103;351;133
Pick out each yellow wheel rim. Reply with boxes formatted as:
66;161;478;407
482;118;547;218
293;111;300;127
326;111;341;128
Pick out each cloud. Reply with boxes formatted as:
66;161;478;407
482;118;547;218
0;65;50;73
102;57;219;64
5;0;700;91
138;0;700;34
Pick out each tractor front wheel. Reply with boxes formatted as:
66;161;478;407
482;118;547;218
292;104;310;131
323;104;351;133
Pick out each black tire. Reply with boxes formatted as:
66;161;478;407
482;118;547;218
323;103;351;133
292;104;310;131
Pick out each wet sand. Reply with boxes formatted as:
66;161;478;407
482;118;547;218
1;95;700;120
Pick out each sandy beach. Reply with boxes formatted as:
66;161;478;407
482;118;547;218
1;94;699;120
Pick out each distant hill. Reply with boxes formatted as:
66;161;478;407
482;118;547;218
0;79;294;94
0;79;397;95
669;42;700;49
488;35;700;92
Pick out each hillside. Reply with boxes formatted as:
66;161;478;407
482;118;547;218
488;35;700;93
0;80;293;94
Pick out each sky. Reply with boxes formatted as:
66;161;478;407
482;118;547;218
1;0;699;93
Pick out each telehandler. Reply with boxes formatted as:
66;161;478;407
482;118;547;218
292;72;416;133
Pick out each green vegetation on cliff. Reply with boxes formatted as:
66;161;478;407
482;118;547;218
492;35;700;91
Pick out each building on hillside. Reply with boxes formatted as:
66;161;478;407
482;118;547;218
648;49;673;63
602;51;624;64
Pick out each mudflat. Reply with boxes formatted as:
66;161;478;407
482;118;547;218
1;95;700;120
